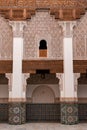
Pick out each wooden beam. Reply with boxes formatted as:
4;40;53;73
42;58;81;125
0;60;87;73
0;60;12;73
73;60;87;73
22;60;63;73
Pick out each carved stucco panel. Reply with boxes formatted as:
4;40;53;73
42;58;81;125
24;11;63;60
73;12;87;60
0;16;13;60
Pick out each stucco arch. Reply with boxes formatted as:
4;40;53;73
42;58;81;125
32;85;55;103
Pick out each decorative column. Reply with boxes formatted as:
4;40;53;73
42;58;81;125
59;21;78;125
9;21;26;125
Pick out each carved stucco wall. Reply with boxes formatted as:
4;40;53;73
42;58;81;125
73;12;87;60
0;16;13;60
1;10;87;60
24;10;87;60
24;10;63;59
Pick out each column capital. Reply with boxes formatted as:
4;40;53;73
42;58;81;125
23;73;30;92
59;21;76;37
9;21;27;37
74;73;80;91
56;73;64;91
74;73;80;80
22;73;30;100
6;73;12;91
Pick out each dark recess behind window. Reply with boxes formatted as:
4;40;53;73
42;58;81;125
36;69;50;74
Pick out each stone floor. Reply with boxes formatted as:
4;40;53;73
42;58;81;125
0;123;87;130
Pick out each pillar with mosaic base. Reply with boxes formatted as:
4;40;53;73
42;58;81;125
59;21;78;125
8;102;26;125
61;102;78;125
8;21;27;125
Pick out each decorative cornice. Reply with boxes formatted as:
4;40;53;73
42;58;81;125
0;0;87;21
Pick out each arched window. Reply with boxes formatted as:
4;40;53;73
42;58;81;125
39;40;47;57
39;40;47;49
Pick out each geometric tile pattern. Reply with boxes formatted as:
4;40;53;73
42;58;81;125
0;104;8;122
78;103;87;122
26;104;60;122
9;103;26;125
1;102;87;124
61;103;78;125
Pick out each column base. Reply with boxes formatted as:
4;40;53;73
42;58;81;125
61;102;78;125
9;102;26;125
